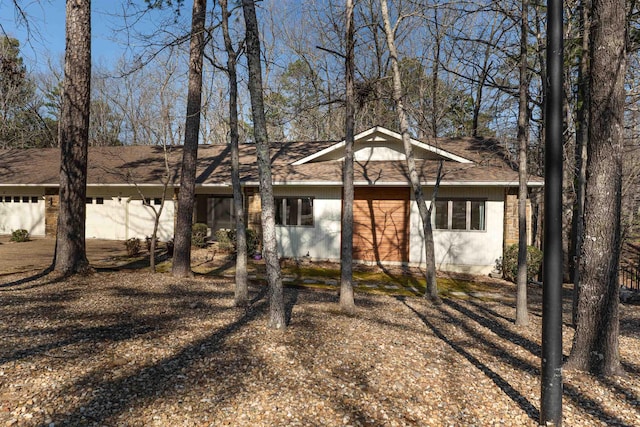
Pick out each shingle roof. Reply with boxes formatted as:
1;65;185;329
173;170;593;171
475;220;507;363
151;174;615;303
0;137;542;188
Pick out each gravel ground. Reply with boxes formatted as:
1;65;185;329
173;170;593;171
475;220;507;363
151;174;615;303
0;270;638;427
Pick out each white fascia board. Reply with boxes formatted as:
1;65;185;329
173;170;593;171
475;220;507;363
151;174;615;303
374;126;473;163
418;181;544;187
86;183;172;187
291;141;346;165
292;125;474;166
0;183;53;187
94;183;230;188
291;127;389;165
357;126;474;163
0;179;543;188
410;140;473;163
240;180;543;187
244;181;344;186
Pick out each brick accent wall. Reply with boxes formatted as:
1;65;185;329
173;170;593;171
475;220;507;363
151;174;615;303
246;188;262;238
503;188;532;248
45;194;59;237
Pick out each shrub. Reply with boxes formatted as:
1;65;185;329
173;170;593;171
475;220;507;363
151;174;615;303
245;228;259;255
502;244;543;283
192;223;209;248
215;228;234;251
125;238;141;257
214;228;259;255
10;229;29;242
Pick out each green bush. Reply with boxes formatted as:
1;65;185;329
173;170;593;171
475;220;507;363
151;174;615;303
125;238;141;257
245;228;259;255
10;229;29;242
192;223;209;248
214;228;234;251
502;244;543;283
214;228;259;255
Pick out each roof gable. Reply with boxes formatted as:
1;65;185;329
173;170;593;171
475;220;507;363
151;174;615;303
292;126;473;165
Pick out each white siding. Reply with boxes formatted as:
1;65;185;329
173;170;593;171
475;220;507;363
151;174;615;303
274;186;342;260
354;145;405;161
0;190;45;237
409;187;504;274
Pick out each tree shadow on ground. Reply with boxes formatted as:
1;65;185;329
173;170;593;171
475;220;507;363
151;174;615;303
397;296;540;422
444;298;541;358
200;257;235;277
51;285;270;425
95;250;171;272
0;267;67;291
0;283;235;366
400;296;637;427
285;286;299;326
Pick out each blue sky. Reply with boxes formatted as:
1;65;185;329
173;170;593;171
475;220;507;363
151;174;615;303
1;1;159;71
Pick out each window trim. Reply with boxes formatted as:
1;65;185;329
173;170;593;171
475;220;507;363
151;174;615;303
275;197;314;227
434;198;486;232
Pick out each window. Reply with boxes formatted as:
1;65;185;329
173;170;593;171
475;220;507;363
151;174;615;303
13;196;19;203
154;198;162;205
275;197;314;226
86;197;93;204
31;196;39;203
208;197;235;233
96;197;104;205
434;200;448;229
22;196;29;203
4;196;11;203
434;199;485;231
470;201;485;230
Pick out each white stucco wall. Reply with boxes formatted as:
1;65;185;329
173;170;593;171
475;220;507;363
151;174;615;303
0;189;45;237
274;186;342;260
409;187;505;274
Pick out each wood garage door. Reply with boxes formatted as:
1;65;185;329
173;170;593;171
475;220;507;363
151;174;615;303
353;187;410;263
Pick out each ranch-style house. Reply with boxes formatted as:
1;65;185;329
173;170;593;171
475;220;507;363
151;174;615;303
0;126;543;274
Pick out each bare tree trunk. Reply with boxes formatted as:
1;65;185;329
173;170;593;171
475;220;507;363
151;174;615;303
430;6;441;139
242;0;286;329
566;0;625;376
570;0;590;327
340;0;356;314
54;0;91;275
515;0;530;327
172;0;206;278
133;152;171;273
379;0;440;303
221;0;249;306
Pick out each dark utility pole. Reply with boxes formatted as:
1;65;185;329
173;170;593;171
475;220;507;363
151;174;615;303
541;0;564;425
